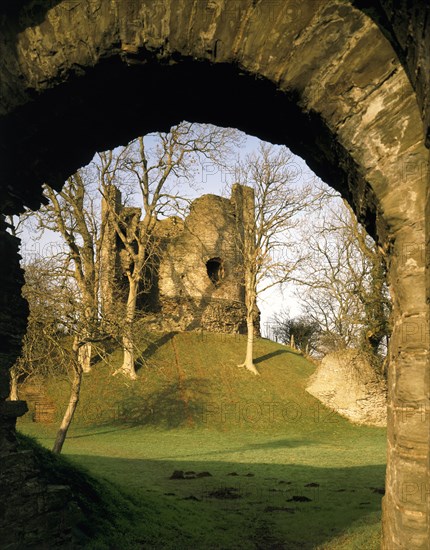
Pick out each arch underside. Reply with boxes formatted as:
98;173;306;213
0;1;426;234
0;1;428;549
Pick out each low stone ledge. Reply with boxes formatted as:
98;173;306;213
0;400;28;418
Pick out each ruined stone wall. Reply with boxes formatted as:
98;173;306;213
101;184;257;335
159;193;243;302
0;219;28;455
0;219;75;548
0;450;74;549
157;187;251;333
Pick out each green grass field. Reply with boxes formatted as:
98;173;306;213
18;332;386;549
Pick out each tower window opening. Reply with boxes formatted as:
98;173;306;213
206;257;224;285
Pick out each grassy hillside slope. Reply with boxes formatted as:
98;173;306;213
24;332;348;432
18;332;386;549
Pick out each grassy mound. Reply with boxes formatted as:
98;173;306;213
21;332;336;432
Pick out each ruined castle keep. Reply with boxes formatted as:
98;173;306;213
100;183;259;335
1;2;429;547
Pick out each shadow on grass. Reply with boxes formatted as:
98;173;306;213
66;453;385;550
157;438;319;461
112;378;212;429
254;349;290;364
136;332;178;372
67;425;139;439
242;438;317;450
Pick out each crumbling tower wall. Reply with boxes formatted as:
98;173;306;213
157;185;256;333
100;184;258;335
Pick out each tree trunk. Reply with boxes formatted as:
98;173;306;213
52;339;82;454
238;211;259;375
9;368;18;401
78;341;92;373
238;312;259;375
115;278;138;379
119;333;137;380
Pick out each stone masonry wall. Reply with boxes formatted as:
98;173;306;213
0;450;74;549
0;218;75;548
101;183;258;335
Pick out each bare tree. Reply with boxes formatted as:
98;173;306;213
294;193;391;362
8;261;68;401
231;143;319;374
98;122;242;379
269;309;321;355
30;169;105;373
21;122;242;381
9;258;92;453
51;335;82;454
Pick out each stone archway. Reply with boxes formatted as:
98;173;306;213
0;2;428;548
